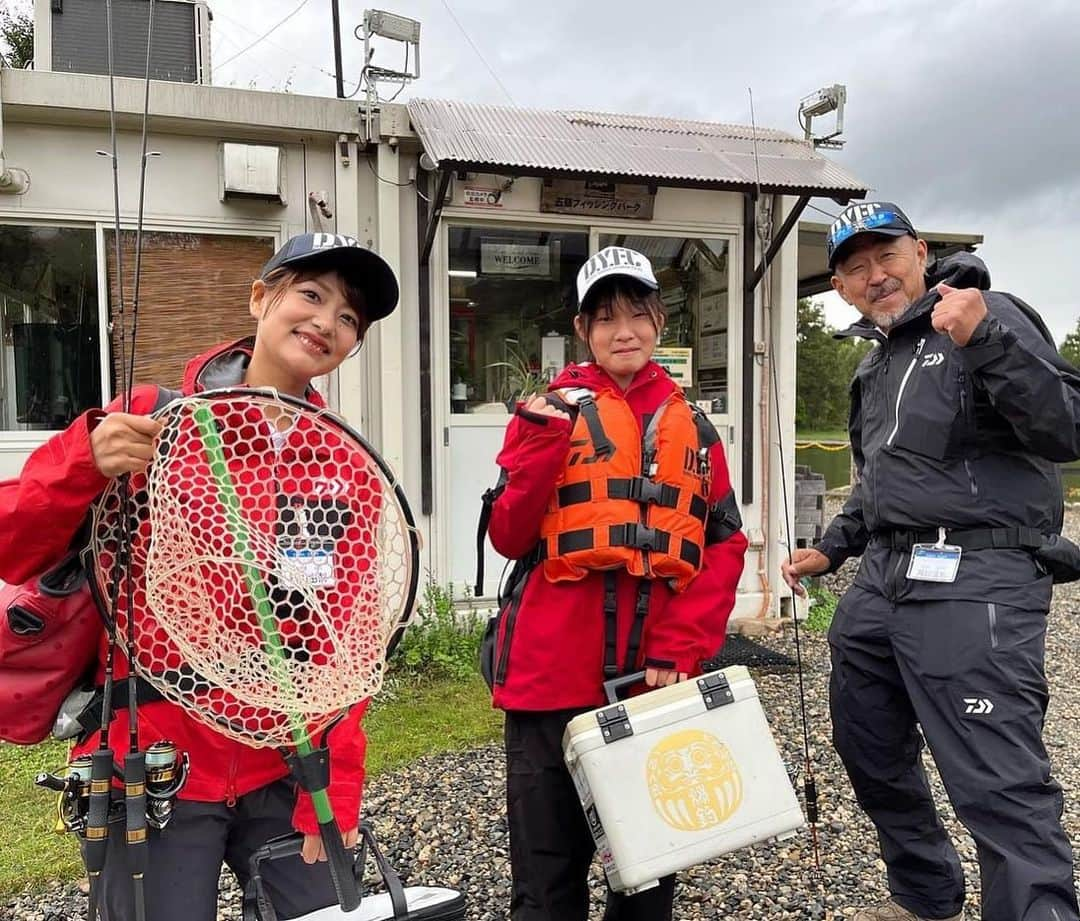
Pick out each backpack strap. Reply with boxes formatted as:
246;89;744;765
602;571;619;679
622;579;652;675
475;469;509;596
705;488;743;545
57;676;166;742
688;402;721;451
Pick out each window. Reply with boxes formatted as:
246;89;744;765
447;226;588;413
105;231;276;389
0;225;100;432
598;234;731;413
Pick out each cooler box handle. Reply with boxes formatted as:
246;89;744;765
602;670;647;705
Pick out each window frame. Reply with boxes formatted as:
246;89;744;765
0;214;286;448
0;218;102;446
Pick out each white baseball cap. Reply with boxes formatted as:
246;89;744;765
576;246;659;312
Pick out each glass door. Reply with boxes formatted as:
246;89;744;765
444;224;589;598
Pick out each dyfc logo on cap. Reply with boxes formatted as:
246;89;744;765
311;233;361;250
580;247;646;283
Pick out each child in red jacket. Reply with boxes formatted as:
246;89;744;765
486;246;748;921
0;233;399;921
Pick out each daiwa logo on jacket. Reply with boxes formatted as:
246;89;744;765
540;388;712;591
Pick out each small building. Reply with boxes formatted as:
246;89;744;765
1;2;873;625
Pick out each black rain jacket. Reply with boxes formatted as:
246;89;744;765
815;253;1080;599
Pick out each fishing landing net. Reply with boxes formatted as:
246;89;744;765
88;388;420;749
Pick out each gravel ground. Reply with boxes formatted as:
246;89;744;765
5;500;1079;920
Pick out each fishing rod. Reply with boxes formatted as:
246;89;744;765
81;2;129;913
747;87;822;876
120;4;158;918
85;4;159;919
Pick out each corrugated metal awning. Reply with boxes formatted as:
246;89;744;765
407;98;868;199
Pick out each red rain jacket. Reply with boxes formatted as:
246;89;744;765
0;338;367;835
488;360;748;712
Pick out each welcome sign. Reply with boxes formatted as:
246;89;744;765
480;240;553;277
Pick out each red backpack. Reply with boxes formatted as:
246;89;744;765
0;551;102;744
0;386;182;745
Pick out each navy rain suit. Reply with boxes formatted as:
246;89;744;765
815;253;1080;921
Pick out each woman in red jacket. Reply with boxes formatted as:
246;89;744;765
0;233;399;921
487;246;748;921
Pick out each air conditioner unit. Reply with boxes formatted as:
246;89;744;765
49;0;212;85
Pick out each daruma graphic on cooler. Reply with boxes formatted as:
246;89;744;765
646;728;743;832
563;666;805;893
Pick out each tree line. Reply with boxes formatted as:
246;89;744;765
795;299;870;433
797;299;1080;435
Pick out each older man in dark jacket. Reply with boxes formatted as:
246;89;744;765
784;202;1080;921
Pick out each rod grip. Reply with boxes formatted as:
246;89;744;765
318;818;360;912
83;750;115;874
804;776;819;824
124;752;149;876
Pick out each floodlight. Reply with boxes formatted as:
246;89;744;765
364;10;421;44
798;84;847;149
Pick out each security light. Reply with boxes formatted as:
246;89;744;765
364;10;421;44
798;84;847;149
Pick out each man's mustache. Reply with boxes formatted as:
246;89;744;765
869;279;902;303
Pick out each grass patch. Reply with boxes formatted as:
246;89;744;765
806;586;839;633
0;738;84;896
365;673;501;776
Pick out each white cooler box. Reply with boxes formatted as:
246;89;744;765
563;666;804;894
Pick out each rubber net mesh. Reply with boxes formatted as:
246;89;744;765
90;392;417;748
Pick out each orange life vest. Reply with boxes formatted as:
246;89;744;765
539;386;714;592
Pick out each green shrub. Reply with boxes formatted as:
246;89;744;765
389;580;486;681
806;586;839;633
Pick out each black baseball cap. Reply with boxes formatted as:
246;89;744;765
826;202;917;270
260;233;400;322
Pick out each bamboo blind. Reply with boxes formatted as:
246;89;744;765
105;231;275;392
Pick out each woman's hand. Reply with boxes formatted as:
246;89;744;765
645;667;687;688
300;826;359;864
523;394;570;422
90;412;163;477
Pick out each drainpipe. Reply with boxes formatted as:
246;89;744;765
0;74;30;195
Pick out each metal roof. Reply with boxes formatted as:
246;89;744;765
407;98;868;198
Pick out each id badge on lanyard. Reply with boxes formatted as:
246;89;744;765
276;495;347;590
906;527;962;583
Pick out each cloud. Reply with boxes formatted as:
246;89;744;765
217;0;1079;339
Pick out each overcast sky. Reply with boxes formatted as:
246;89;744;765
211;0;1080;341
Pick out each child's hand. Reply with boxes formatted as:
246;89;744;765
90;412;163;477
523;394;570;422
301;826;359;864
645;667;687;688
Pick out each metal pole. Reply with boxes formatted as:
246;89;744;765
331;0;345;98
